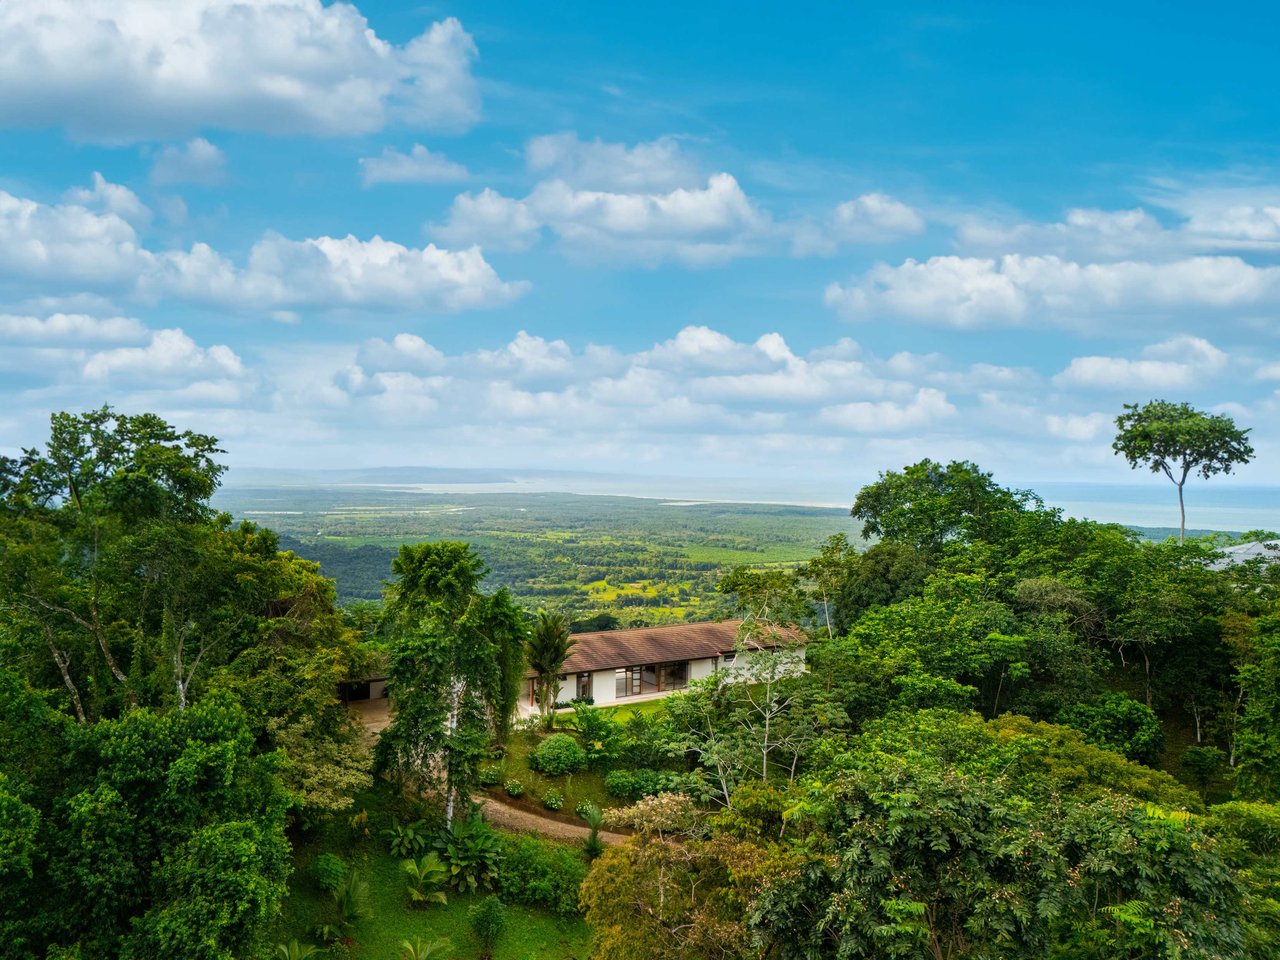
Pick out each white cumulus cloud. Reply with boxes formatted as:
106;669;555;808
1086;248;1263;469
820;388;957;432
153;233;529;312
82;327;244;381
525;132;700;192
827;254;1280;328
1053;336;1230;391
0;182;525;314
0;312;147;342
0;1;480;139
151;138;226;185
436;173;771;266
794;193;926;255
359;144;469;187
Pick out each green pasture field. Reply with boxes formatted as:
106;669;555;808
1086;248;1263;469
214;487;859;617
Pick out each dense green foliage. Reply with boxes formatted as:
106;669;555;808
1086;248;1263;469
6;408;1280;959
496;834;588;916
0;410;369;959
581;454;1280;959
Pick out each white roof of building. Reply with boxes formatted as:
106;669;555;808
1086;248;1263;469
1209;540;1280;571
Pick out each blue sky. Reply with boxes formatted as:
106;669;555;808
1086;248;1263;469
2;0;1279;500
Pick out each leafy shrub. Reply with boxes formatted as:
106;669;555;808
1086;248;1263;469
276;940;320;959
311;852;347;894
434;814;501;893
399;938;452;960
576;799;599;820
383;818;431;857
504;780;525;797
478;766;502;787
469;895;507;960
542;789;564;810
530;733;588;775
554;696;595;709
332;867;371;932
604;769;657;800
571;704;620;766
618;712;675;768
496;834;587;916
1183;746;1228;797
1059;693;1164;766
348;808;371;842
311;924;343;947
604;768;704;802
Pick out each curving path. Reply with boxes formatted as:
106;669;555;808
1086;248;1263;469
478;795;628;846
351;701;624;845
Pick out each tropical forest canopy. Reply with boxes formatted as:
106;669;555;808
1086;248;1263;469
1;406;1279;960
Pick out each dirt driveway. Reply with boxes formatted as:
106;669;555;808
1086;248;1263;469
478;796;628;846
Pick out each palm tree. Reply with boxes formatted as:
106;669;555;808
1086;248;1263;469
580;801;606;860
526;609;574;730
275;942;319;960
400;937;454;959
403;852;449;907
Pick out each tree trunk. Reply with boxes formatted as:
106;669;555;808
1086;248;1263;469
44;627;86;723
444;676;462;828
1177;480;1186;545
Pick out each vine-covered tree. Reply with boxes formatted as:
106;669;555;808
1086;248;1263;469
1113;400;1254;543
378;542;524;823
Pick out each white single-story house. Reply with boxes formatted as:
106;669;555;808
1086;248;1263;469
339;618;805;718
521;618;804;713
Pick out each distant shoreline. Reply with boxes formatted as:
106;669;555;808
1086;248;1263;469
215;476;1280;535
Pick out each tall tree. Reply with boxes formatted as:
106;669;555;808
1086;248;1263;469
526;609;574;730
0;409;369;820
851;459;1041;555
378;623;495;827
1113;400;1254;544
379;542;508;823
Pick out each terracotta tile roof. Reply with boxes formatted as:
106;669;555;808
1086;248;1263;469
525;619;804;678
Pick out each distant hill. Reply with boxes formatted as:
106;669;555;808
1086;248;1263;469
1127;526;1241;542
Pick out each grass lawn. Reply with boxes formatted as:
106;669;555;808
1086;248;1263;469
597;698;668;722
276;781;591;959
487;729;615;815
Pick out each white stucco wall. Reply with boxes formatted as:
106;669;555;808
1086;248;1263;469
689;656;717;681
590;669;617;706
520;646;808;714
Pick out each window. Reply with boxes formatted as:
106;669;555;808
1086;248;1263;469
576;672;592;700
721;652;736;666
616;662;689;697
659;661;689;690
615;667;641;698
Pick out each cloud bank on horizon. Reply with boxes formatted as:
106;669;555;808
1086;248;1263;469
1;0;1278;495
